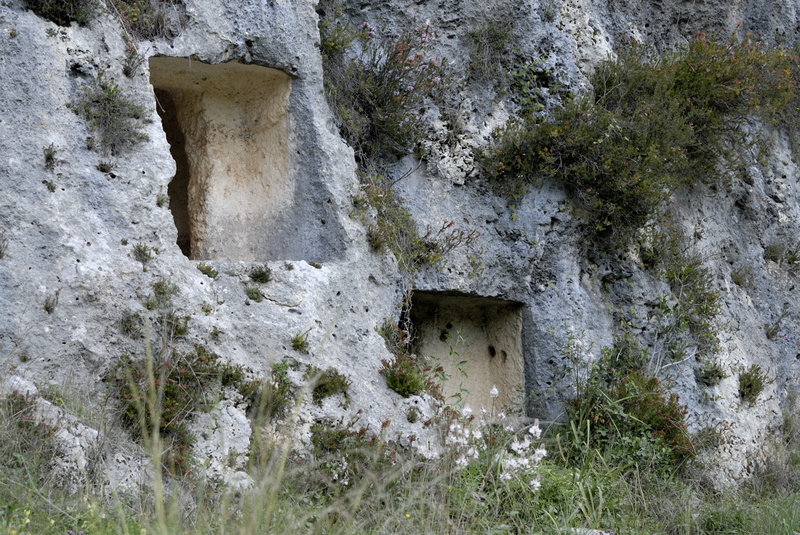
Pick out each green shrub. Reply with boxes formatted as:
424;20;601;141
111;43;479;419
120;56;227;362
739;364;771;404
43;143;56;171
145;278;179;310
196;262;218;280
75;75;148;155
249;265;272;284
354;173;480;271
380;353;427;398
695;360;727;387
291;329;310;353
109;346;261;476
24;0;96;26
131;242;153;269
482;35;800;247
377;319;444;400
319;4;446;163
111;0;177;40
256;361;294;419
465;19;515;83
244;286;262;302
565;347;695;470
306;367;350;407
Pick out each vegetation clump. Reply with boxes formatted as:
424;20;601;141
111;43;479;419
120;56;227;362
109;345;261;476
145;278;179;310
482;34;800;247
24;0;96;26
319;3;446;163
75;75;149;155
291;329;310;353
738;363;771;405
249;265;272;284
196;262;218;280
111;0;181;40
464;19;515;83
305;367;350;407
354;173;480;271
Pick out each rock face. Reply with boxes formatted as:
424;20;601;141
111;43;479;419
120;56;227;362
1;0;800;490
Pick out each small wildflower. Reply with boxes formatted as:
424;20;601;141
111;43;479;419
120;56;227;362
490;385;499;398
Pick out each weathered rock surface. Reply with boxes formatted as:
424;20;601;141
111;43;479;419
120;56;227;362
1;0;800;490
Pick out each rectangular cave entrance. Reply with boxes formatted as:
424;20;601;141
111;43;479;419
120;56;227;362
149;57;293;261
409;291;524;412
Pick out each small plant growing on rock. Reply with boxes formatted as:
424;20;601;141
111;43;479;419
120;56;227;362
0;231;8;260
257;361;294;419
75;74;148;155
24;0;96;26
465;19;515;83
249;265;272;283
111;0;176;40
731;265;753;287
244;286;263;303
119;310;143;337
197;262;218;280
43;289;60;314
380;353;426;398
738;364;771;405
145;278;179;310
766;304;790;340
291;329;311;353
109;345;262;476
319;6;447;163
764;241;784;263
96;159;115;173
131;242;153;269
43;143;56;171
306;366;350;407
695;360;727;387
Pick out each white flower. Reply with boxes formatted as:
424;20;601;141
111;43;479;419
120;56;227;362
528;419;542;439
462;405;473;417
529;478;541;491
490;385;499;398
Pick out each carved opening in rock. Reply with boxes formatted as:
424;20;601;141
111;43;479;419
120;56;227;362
149;57;293;261
409;291;524;412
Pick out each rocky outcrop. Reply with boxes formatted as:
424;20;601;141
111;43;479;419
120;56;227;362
2;0;800;490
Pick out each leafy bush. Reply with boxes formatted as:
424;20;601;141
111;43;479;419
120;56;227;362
695;360;727;387
111;0;179;40
465;19;515;83
564;345;695;470
354;173;480;271
109;346;261;476
380;353;427;398
738;364;771;404
24;0;96;26
482;35;800;246
196;262;218;280
75;75;148;155
291;329;310;353
319;3;446;163
244;286;263;302
145;278;179;310
249;265;272;284
305;367;350;407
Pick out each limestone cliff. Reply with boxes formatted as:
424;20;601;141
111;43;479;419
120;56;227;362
1;0;800;491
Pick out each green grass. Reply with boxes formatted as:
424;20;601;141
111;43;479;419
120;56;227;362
4;384;800;535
